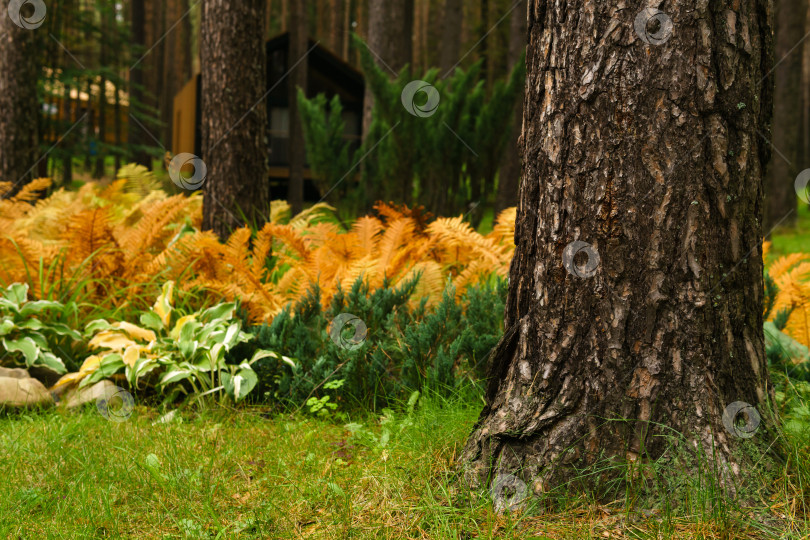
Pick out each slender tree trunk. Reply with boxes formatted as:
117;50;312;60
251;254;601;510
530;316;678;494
494;0;526;213
200;0;269;239
362;0;414;203
462;0;775;501
286;0;308;214
802;0;810;180
0;0;40;195
129;0;150;166
95;1;109;179
439;0;463;75
331;0;345;58
764;0;803;228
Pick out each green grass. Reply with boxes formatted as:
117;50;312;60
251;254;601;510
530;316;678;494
2;388;810;539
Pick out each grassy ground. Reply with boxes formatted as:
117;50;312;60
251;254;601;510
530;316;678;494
1;388;809;539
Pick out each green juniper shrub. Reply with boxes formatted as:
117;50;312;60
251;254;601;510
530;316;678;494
247;274;506;412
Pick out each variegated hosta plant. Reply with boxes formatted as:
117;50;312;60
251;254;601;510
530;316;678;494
0;283;80;374
53;282;294;402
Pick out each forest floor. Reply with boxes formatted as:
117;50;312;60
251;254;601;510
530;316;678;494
1;390;807;539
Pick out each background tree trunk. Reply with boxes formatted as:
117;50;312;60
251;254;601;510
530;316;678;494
764;0;803;229
494;0;526;213
439;0;463;75
0;0;40;195
201;0;269;239
362;0;414;204
129;0;150;167
286;0;309;214
462;0;775;498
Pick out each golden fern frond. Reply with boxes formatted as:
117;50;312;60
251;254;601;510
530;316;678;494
376;218;416;274
488;207;517;246
428;217;501;265
768;253;808;280
289;202;337;229
261;223;313;263
301;222;342;250
116;193;195;266
762;241;771;263
10;178;51;203
399;261;445;305
338;255;378;294
352;216;383;257
0;181;12;197
270;200;291;224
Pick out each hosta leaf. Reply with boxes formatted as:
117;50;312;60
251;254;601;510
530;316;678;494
19;300;63;317
114;322;156;343
45;322;81;340
85;319;113;335
139;311;164;332
37;351;66;374
170;314;197;340
153;282;174;327
200;303;236;324
122;345;141;367
4;283;28;305
2;337;39;365
222;367;257;401
18;319;44;331
0;319;15;336
89;330;139;351
159;369;194;387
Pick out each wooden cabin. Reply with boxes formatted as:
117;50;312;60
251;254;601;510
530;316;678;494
172;33;365;200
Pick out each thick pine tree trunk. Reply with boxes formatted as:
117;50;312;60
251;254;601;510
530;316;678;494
0;0;40;195
200;0;269;239
764;0;803;229
286;0;308;215
495;0;527;213
462;0;775;499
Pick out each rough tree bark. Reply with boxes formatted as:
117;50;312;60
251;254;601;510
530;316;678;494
200;0;269;239
286;0;308;215
495;0;527;213
0;0;40;196
764;0;803;228
462;0;775;500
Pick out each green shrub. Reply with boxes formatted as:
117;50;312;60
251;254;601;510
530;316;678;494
248;275;507;411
